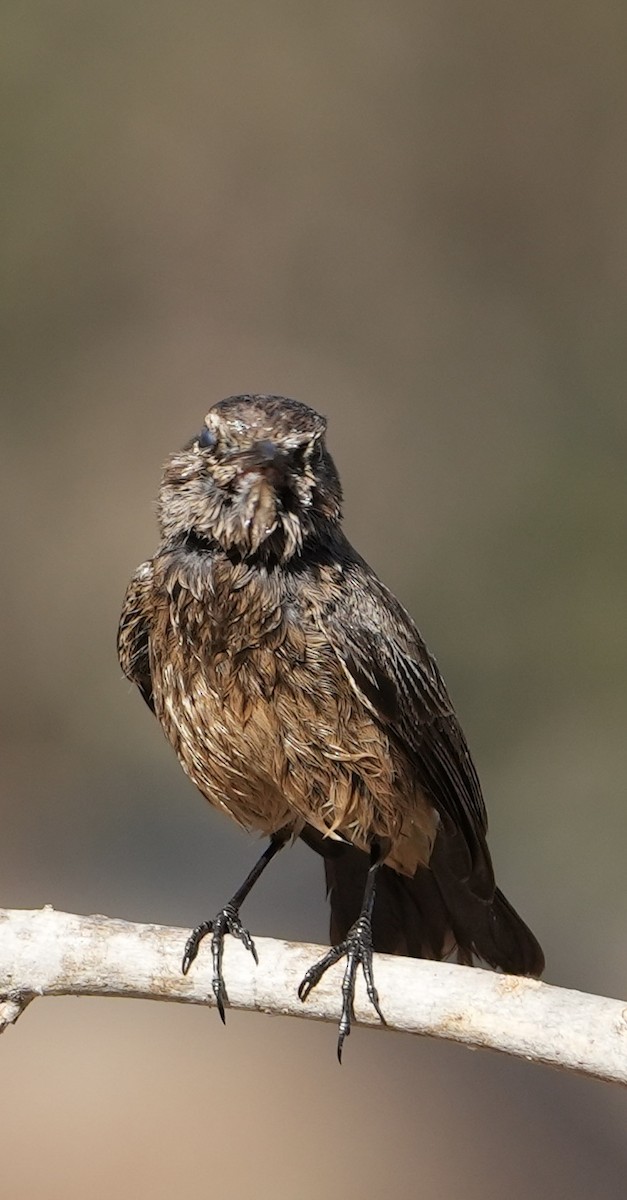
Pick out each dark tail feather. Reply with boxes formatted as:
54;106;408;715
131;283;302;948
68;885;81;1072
429;865;545;976
324;846;456;961
313;831;544;980
427;818;545;977
480;886;545;977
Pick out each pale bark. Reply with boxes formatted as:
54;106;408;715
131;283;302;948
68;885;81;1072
1;907;625;1083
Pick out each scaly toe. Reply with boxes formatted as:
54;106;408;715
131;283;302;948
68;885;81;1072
298;917;384;1061
182;905;259;1022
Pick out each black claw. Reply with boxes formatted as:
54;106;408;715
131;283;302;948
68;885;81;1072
182;920;213;976
299;914;384;1059
298;944;343;1004
214;982;227;1024
182;904;258;1021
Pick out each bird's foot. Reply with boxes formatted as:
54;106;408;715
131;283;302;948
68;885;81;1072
298;914;386;1061
181;903;258;1023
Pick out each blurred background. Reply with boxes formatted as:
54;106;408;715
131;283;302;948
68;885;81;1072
3;1;627;1196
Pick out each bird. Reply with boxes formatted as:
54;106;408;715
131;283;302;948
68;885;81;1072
118;393;544;1060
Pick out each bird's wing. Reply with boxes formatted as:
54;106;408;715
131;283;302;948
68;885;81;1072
319;557;490;881
117;561;155;712
316;559;543;973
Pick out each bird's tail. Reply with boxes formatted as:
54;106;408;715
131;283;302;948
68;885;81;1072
323;838;544;979
430;873;545;977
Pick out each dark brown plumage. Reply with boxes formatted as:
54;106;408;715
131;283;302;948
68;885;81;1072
118;393;544;1058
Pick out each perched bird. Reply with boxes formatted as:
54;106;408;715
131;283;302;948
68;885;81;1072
118;394;544;1059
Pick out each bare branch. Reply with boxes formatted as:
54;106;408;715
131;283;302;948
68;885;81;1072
1;907;625;1083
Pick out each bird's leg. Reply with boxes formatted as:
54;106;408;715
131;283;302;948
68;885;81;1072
298;839;388;1061
182;829;289;1022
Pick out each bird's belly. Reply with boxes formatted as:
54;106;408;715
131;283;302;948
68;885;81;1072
153;646;436;874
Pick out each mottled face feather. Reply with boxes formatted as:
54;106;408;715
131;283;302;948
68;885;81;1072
158;394;343;560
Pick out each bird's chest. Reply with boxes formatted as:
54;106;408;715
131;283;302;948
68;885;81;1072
154;570;313;710
147;560;425;865
148;566;335;826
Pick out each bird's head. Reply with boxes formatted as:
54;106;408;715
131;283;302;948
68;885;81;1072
158;394;343;561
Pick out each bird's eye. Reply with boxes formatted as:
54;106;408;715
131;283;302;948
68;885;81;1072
198;426;217;450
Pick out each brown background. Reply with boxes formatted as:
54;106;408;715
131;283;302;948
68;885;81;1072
3;2;627;1196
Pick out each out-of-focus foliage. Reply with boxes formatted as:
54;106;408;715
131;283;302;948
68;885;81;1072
2;2;627;1196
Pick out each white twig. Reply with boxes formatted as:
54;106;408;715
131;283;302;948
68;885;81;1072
0;907;625;1083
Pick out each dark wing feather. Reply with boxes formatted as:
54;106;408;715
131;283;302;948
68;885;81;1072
318;555;544;975
117;561;155;712
321;557;491;893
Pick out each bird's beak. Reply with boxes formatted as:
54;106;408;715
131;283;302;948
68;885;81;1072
242;440;288;484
